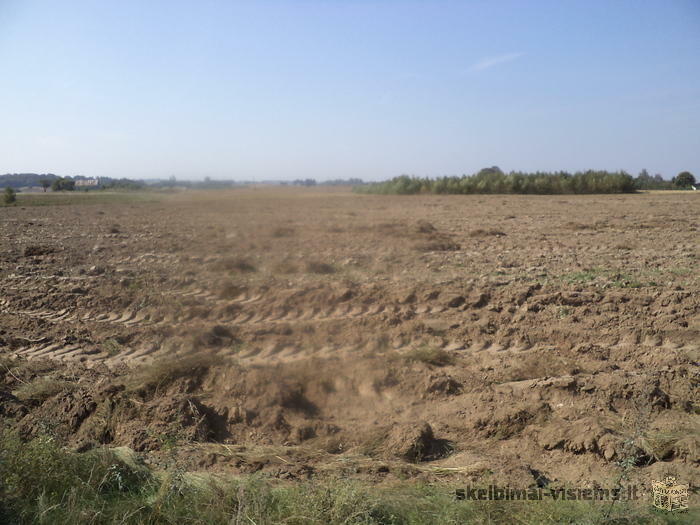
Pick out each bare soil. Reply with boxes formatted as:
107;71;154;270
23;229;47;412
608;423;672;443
1;188;698;496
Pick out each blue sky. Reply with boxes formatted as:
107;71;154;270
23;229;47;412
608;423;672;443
0;0;698;180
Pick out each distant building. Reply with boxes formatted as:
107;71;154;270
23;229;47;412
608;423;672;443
75;178;99;187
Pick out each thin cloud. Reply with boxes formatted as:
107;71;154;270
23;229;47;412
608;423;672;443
469;52;524;72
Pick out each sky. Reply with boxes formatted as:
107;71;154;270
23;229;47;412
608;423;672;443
0;0;698;181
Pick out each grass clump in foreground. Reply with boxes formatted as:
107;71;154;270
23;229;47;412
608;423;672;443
0;431;695;524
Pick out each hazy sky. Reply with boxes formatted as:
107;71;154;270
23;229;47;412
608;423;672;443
1;0;698;180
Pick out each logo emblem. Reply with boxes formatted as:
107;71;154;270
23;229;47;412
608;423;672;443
651;477;688;512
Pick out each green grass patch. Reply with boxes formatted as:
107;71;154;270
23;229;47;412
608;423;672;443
561;268;605;284
102;338;123;357
0;191;162;207
0;431;694;524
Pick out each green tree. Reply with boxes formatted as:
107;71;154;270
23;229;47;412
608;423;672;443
3;187;16;204
673;171;696;188
51;178;76;191
39;179;51;192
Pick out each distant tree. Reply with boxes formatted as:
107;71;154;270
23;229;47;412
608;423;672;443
3;187;16;204
100;178;144;190
39;179;51;192
477;166;504;177
673;171;696;188
0;173;59;188
292;178;317;186
51;178;75;191
322;178;365;186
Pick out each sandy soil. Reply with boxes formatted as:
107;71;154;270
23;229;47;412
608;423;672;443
1;187;698;494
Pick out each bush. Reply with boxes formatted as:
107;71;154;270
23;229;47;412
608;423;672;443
3;187;16;204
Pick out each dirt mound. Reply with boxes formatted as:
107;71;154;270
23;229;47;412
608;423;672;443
383;422;453;462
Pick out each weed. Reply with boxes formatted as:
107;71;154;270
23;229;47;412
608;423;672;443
102;338;123;357
3;187;16;205
562;268;602;284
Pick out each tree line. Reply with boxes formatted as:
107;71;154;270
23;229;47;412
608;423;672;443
0;173;144;191
354;168;696;195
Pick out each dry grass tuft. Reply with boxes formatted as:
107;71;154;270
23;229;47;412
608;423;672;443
271;226;296;238
402;346;455;367
216;257;256;273
415;220;436;234
126;353;226;394
468;229;506;238
13;376;76;403
305;261;336;274
639;423;700;462
273;260;299;274
217;281;245;299
415;240;460;252
497;353;577;383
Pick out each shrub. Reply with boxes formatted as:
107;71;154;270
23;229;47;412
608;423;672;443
51;177;76;191
3;187;16;204
673;171;696;189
